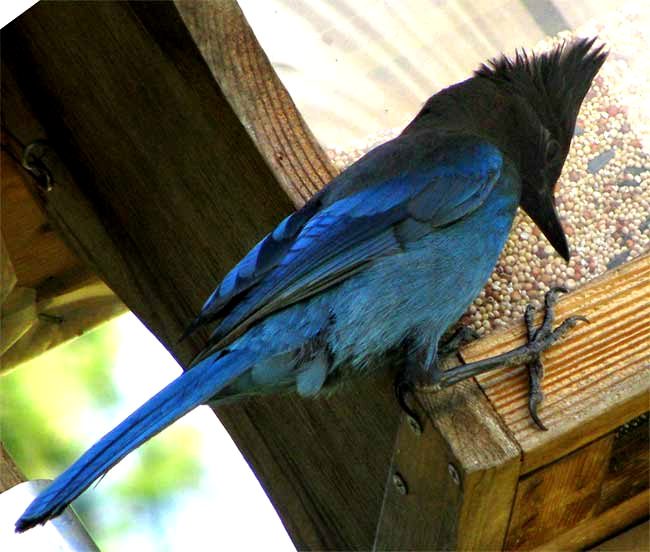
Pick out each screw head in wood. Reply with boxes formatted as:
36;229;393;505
392;472;408;495
448;463;460;485
407;414;422;436
22;140;54;193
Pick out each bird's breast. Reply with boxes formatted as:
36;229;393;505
328;174;520;370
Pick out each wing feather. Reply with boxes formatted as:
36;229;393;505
190;135;503;359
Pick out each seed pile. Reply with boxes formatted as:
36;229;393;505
325;5;650;335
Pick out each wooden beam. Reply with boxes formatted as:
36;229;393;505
1;2;399;548
1;137;125;372
173;0;337;206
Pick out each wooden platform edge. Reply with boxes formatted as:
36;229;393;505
461;252;650;474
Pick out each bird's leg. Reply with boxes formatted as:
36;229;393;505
394;351;426;434
394;326;479;433
425;287;588;429
524;299;546;430
438;325;481;358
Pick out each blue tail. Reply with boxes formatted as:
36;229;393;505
15;349;253;532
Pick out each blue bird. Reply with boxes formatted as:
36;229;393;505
16;38;606;532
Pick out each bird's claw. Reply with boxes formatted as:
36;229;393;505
527;358;547;431
524;287;589;430
394;371;423;435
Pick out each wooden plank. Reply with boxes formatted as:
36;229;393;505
1;3;399;548
461;253;650;474
1;233;17;303
533;491;649;551
375;377;521;550
591;520;650;551
0;443;24;493
0;141;125;371
506;413;649;550
506;434;615;549
0;147;86;296
1;279;125;373
598;413;650;514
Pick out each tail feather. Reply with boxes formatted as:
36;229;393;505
15;349;253;532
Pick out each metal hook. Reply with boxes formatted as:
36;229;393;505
21;139;54;192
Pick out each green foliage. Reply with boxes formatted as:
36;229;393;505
114;427;203;504
1;324;120;478
1;316;205;551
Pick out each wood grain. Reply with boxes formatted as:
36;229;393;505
462;253;650;474
533;491;649;551
0;141;125;372
506;434;615;549
375;377;521;550
591;519;650;551
1;233;17;303
0;147;92;299
0;443;24;493
598;413;649;514
174;0;338;207
2;3;398;549
506;412;649;550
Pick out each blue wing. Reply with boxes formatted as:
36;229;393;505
190;133;503;357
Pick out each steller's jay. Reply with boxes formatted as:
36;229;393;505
16;38;606;532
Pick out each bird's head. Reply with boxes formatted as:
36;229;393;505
475;38;608;260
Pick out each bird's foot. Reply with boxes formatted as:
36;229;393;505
522;286;588;430
418;286;588;430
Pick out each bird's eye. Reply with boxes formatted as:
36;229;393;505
545;139;561;164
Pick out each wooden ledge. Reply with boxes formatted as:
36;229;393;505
462;252;650;474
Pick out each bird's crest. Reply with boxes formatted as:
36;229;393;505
476;38;607;146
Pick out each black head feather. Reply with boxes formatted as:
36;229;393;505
404;38;607;262
475;38;607;262
476;38;608;150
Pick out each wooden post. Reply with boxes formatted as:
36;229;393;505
375;378;521;550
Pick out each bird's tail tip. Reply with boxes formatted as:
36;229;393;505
15;516;40;533
14;348;254;532
15;498;63;533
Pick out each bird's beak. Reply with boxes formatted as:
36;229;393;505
524;187;570;262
